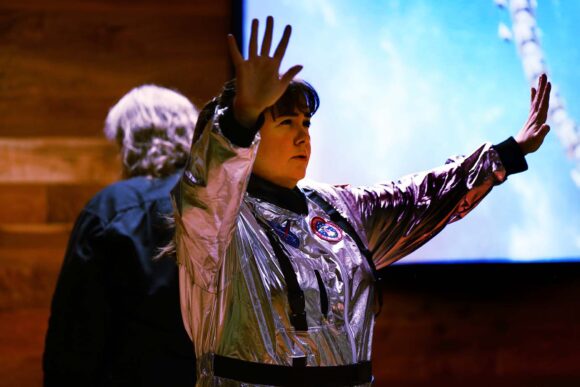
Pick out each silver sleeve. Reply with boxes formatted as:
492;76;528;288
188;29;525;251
172;106;260;292
345;142;507;269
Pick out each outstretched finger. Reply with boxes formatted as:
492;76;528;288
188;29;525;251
530;87;536;105
280;65;303;85
534;74;547;111
273;25;292;61
249;19;259;59
261;16;274;56
227;34;243;66
538;81;551;122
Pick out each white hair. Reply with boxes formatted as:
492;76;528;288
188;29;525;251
104;84;198;178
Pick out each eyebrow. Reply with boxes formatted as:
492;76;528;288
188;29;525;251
276;113;311;119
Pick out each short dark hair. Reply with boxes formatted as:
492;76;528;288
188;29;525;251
269;79;320;120
192;78;319;144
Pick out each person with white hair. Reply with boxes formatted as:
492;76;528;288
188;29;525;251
104;84;198;179
43;85;199;387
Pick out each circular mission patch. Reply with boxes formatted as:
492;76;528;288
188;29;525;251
310;216;343;243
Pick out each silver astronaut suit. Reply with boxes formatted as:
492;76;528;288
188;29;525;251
172;106;507;386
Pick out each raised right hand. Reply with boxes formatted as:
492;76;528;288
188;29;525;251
227;16;303;128
515;73;551;155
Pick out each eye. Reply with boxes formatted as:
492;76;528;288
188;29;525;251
303;120;311;128
279;119;292;126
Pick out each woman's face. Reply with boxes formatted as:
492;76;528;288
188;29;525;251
252;108;311;189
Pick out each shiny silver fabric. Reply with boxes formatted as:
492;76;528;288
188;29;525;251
173;106;507;386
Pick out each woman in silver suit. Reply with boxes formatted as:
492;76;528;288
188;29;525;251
172;17;551;386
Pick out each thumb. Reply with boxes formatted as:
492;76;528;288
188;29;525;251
280;65;303;85
539;123;550;137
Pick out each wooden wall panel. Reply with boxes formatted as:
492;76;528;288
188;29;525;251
46;183;105;222
0;0;231;137
0;138;119;183
0;184;104;223
0;3;232;384
0;0;232;308
370;264;580;385
0;184;47;223
0;223;70;308
0;308;47;387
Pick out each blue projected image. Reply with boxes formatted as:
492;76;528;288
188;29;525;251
242;0;580;263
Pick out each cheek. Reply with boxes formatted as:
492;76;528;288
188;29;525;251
256;135;278;162
254;136;283;174
258;130;290;160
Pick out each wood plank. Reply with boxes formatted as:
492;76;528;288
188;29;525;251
0;248;62;308
0;62;226;137
46;183;105;222
0;12;227;57
0;261;62;309
0;223;71;251
497;344;580;375
0;308;47;387
0;183;105;223
0;138;120;183
0;223;69;308
0;4;230;137
0;184;47;223
0;0;229;15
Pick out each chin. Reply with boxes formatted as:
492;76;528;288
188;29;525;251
292;174;307;186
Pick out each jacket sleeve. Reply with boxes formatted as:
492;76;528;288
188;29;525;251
335;139;526;269
43;210;111;387
172;105;261;293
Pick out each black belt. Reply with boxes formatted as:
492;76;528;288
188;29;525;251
213;354;372;386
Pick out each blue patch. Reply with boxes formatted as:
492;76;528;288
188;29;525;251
310;216;343;243
269;221;300;248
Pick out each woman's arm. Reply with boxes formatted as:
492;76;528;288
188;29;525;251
332;75;552;269
172;17;303;292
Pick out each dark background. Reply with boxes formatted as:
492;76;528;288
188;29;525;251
0;1;578;386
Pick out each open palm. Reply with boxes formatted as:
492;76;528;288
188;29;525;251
227;16;303;128
516;74;552;155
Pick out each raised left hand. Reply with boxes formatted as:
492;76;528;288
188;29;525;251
515;73;551;155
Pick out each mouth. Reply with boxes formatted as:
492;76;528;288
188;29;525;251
291;155;308;161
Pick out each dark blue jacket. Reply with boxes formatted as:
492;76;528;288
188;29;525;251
43;172;195;387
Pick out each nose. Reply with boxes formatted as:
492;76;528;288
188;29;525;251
294;124;310;146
